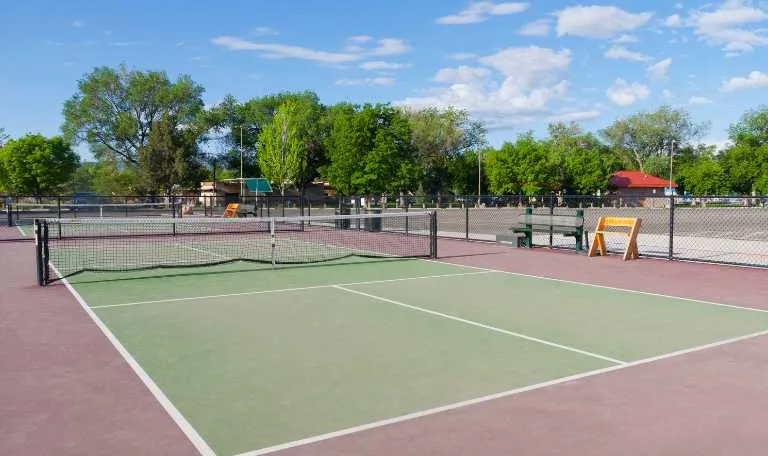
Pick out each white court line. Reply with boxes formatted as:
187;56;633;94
90;271;494;309
49;264;215;456
16;224;26;236
333;285;625;365
180;244;230;260
235;327;768;456
423;259;768;315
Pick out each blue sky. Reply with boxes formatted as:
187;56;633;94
3;0;768;158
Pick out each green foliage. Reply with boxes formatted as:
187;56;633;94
485;133;553;195
728;107;768;148
322;103;418;198
677;152;728;195
257;101;304;195
201;91;327;184
401;107;486;194
0;134;79;194
448;150;486;195
138;116;205;194
599;105;709;172
62;65;204;165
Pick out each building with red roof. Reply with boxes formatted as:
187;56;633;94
608;171;677;207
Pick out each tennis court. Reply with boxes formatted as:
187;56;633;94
27;212;768;456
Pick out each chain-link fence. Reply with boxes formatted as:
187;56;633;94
3;192;767;269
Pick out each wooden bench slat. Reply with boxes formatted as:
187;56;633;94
516;214;583;227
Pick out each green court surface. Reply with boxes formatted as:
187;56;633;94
64;258;768;456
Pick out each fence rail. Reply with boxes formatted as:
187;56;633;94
2;193;767;269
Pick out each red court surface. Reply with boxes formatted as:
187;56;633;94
2;238;767;456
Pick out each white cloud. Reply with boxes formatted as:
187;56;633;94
71;20;85;28
360;61;411;70
212;35;411;64
554;5;653;38
720;70;768;91
369;38;411;56
688;0;768;54
336;77;396;86
604;45;652;61
665;14;684;27
606;78;650;105
519;19;551;36
436;1;529;25
613;34;639;43
109;41;142;47
662;89;674;98
647;57;673;80
688;95;712;104
212;36;360;63
434;66;491;84
349;35;374;43
254;27;279;36
547;109;601;122
396;46;572;126
449;52;478;60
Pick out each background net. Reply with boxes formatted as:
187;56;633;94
37;211;436;283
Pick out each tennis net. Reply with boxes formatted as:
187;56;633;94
35;211;437;285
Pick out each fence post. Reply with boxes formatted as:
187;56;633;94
549;196;555;247
465;202;469;240
57;195;62;219
668;194;675;260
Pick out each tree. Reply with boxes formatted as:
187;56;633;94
543;122;621;195
138;116;205;195
200;91;327;190
0;134;79;194
677;152;728;195
62;65;204;166
485;133;554;195
322;103;418;201
401;107;486;195
321;103;359;197
257;101;304;196
719;107;768;194
599;105;709;172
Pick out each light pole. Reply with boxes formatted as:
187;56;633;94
239;126;244;200
477;149;482;206
669;140;675;196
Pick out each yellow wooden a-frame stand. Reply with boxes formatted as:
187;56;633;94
223;203;240;218
588;217;642;261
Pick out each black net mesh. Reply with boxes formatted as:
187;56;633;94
38;211;436;283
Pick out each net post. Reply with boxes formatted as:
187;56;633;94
270;218;276;267
430;210;438;259
42;221;50;285
35;220;44;286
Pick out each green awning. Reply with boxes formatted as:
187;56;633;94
244;178;273;193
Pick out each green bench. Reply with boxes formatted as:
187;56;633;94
496;209;586;251
237;204;257;217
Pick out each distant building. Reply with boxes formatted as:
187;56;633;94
608;170;678;207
